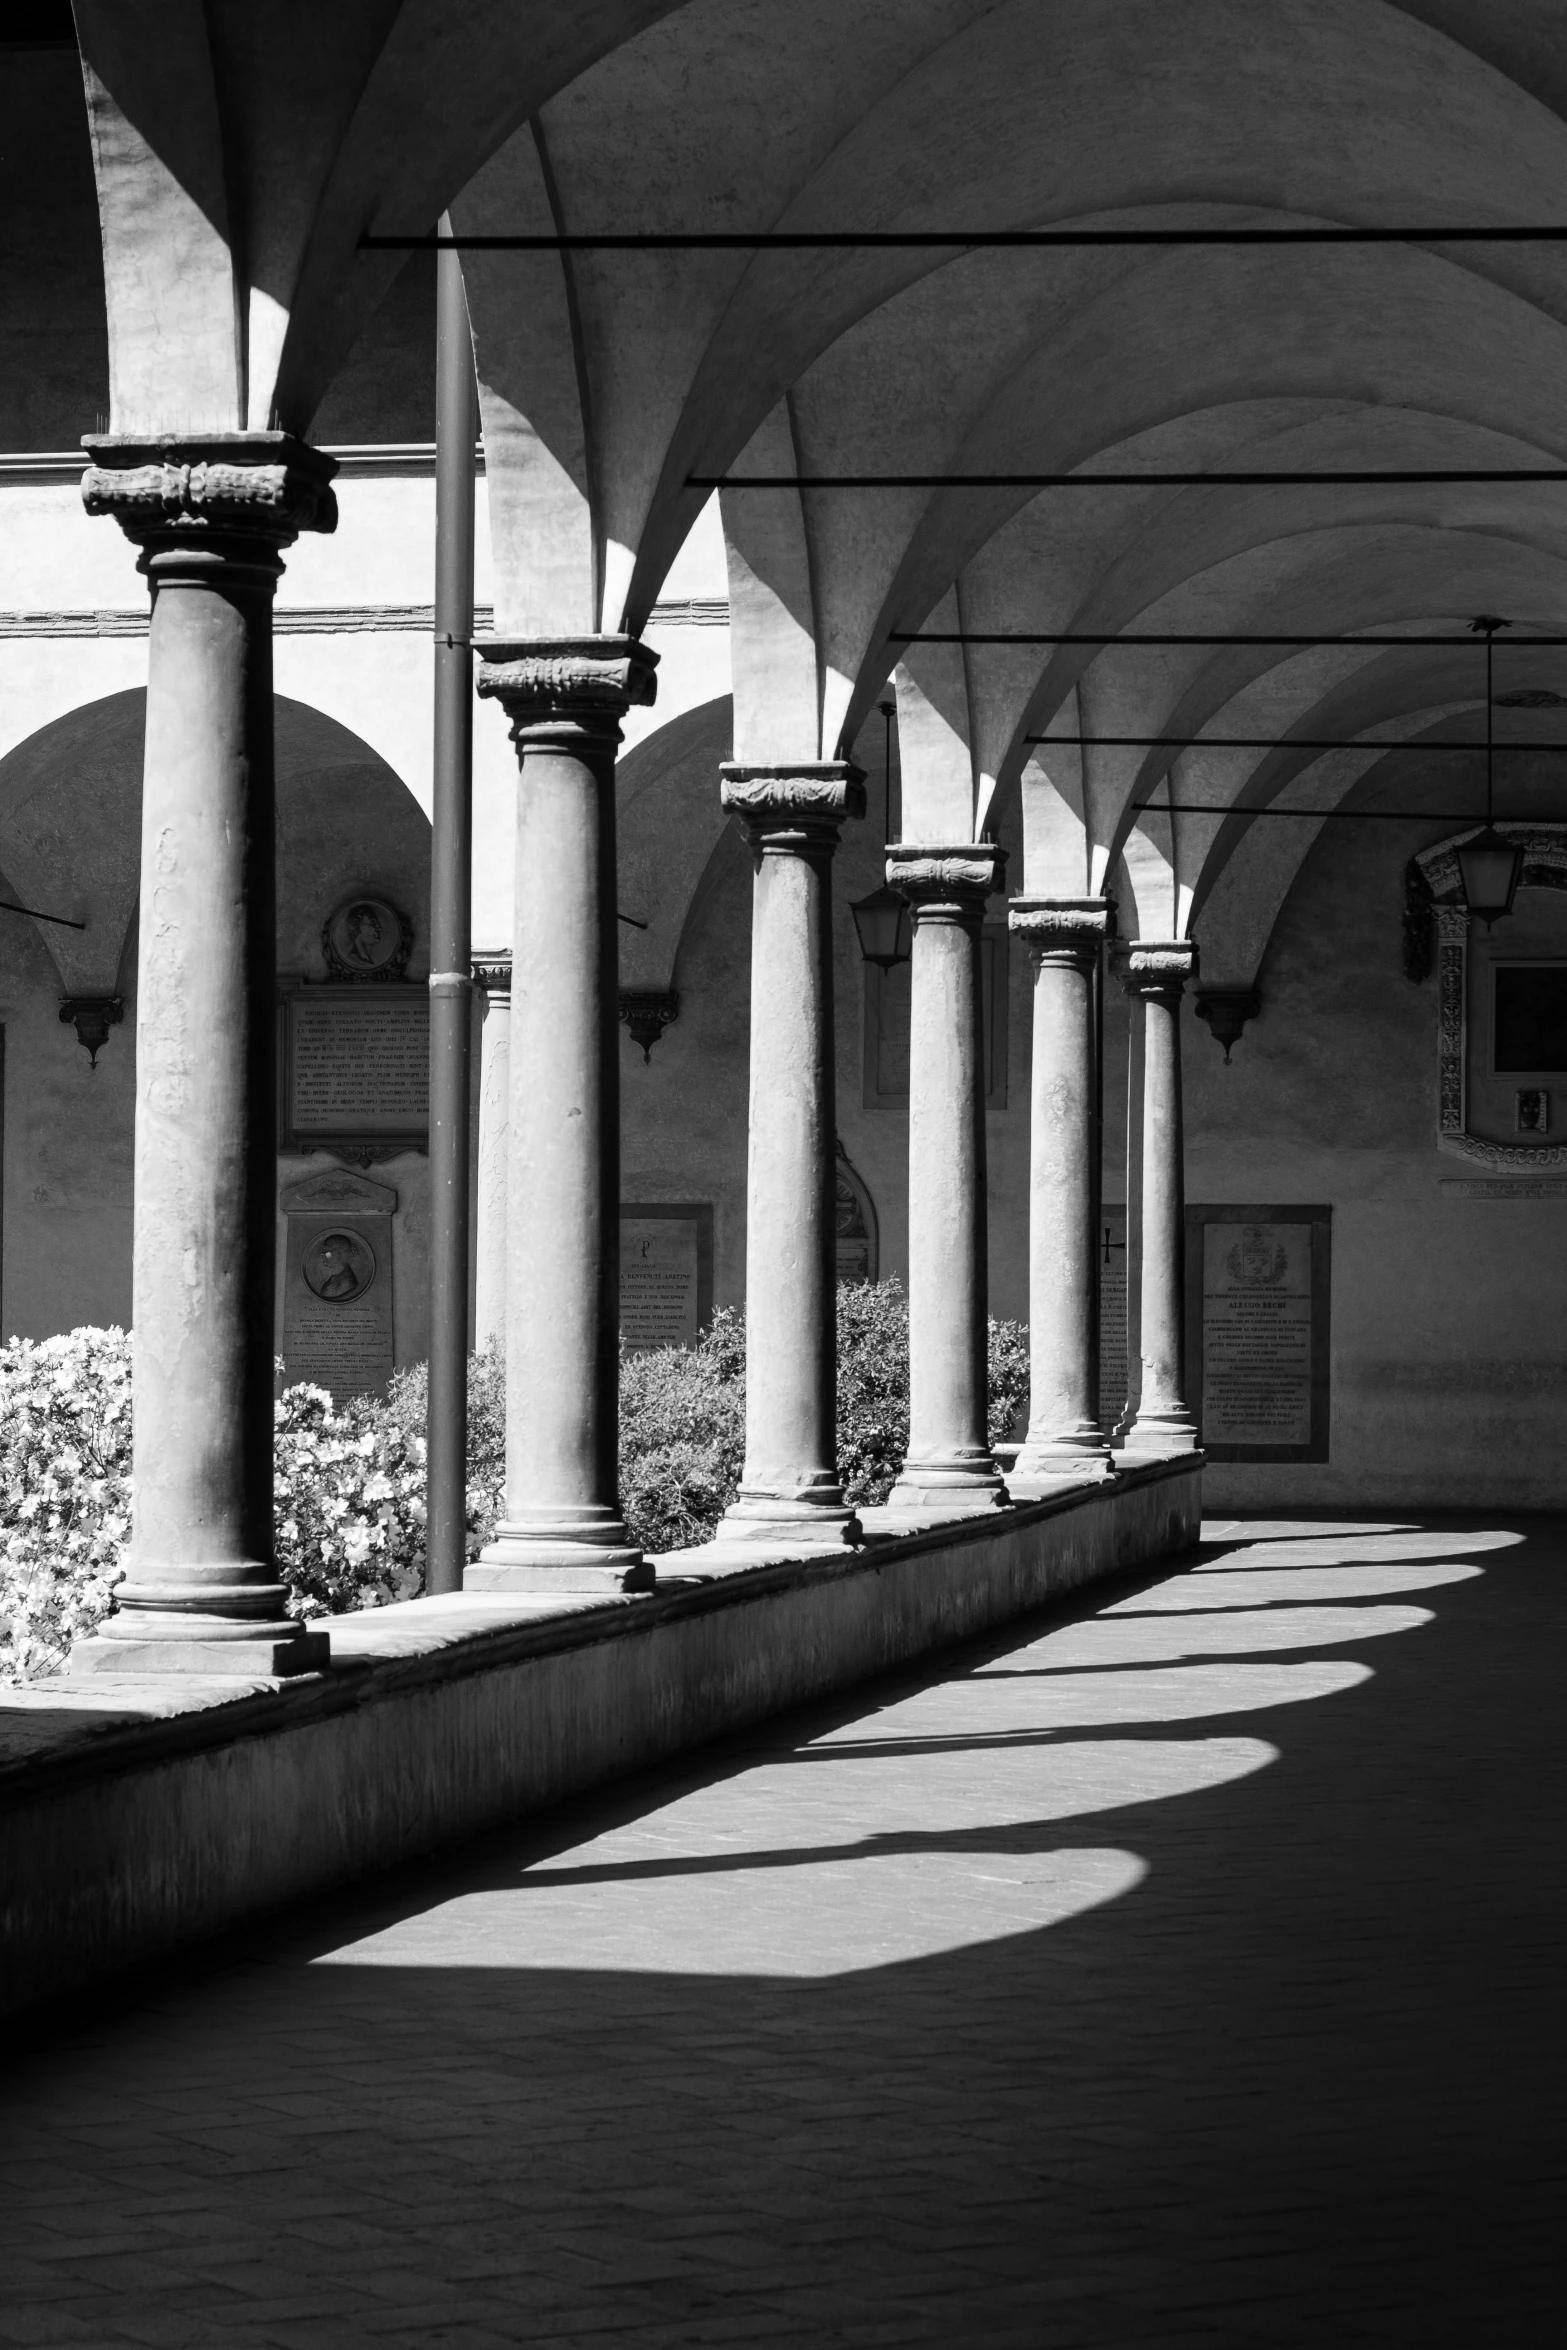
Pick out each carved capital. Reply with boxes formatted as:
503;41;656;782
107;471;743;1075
81;434;338;555
476;635;657;730
1118;937;1198;998
886;841;1006;910
1008;895;1113;968
472;951;513;1000
720;762;867;850
1434;904;1471;943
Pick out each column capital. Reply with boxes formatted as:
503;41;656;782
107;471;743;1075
476;634;658;753
720;762;866;849
886;841;1006;911
81;432;338;556
472;950;512;1000
1118;937;1198;998
1008;894;1114;967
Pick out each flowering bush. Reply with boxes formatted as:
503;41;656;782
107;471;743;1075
273;1381;427;1618
0;1289;1034;1680
0;1327;132;1684
0;1330;432;1683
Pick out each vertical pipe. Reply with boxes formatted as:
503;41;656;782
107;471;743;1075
427;216;477;1596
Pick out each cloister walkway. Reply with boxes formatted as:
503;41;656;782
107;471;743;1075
1;1515;1561;2348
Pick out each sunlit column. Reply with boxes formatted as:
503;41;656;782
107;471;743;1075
1009;898;1116;1482
1121;940;1200;1455
886;845;1008;1512
719;764;865;1543
72;436;337;1674
467;639;658;1591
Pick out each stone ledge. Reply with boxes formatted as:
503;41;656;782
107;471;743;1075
0;1458;1200;2018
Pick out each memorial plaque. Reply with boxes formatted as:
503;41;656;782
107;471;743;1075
280;1169;397;1402
619;1204;714;1353
280;986;428;1157
1098;1210;1128;1437
1185;1204;1331;1462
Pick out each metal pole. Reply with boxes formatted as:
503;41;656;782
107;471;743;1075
427;214;477;1596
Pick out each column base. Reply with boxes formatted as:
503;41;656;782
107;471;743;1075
69;1622;329;1677
468;1506;654;1593
1120;1409;1201;1457
718;1487;861;1547
885;1453;1009;1514
1011;1422;1115;1484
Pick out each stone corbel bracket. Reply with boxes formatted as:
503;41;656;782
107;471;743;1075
59;995;123;1070
620;989;680;1063
1194;985;1261;1062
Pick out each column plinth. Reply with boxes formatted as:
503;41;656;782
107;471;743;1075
1119;940;1201;1456
70;434;338;1676
719;765;865;1543
468;639;658;1592
885;845;1009;1514
472;952;512;1354
1009;898;1116;1484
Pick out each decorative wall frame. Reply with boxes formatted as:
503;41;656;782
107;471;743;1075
1414;824;1567;1172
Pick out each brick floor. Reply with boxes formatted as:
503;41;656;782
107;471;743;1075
1;1514;1563;2347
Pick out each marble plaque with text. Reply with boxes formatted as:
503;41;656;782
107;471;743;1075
1185;1205;1331;1461
619;1205;714;1353
1098;1209;1128;1437
280;987;428;1156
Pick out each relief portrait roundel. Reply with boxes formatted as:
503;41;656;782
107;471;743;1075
302;1230;377;1304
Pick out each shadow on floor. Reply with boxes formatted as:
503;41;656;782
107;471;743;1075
1;1514;1562;2348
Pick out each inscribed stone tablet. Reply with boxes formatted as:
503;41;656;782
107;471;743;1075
621;1217;700;1351
287;991;428;1139
1201;1220;1312;1446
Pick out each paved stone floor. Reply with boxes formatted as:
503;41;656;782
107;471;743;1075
1;1514;1563;2348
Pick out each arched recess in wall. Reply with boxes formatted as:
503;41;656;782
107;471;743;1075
0;689;433;1014
617;694;734;995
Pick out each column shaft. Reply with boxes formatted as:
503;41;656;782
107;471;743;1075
720;765;865;1542
468;639;658;1590
473;956;512;1353
1009;900;1114;1482
426;223;478;1597
71;436;337;1674
1122;941;1200;1454
887;847;1006;1512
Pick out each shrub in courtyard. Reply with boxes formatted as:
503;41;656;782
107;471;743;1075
0;1291;1033;1680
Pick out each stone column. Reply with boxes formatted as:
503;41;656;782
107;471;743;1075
467;639;658;1591
1008;898;1116;1482
70;435;337;1675
1120;940;1200;1455
472;952;511;1353
886;844;1008;1513
719;764;865;1542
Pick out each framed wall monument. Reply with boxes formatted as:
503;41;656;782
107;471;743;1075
619;1203;714;1352
1184;1203;1332;1463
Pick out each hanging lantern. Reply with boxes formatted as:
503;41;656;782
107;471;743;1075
850;883;911;970
1455;826;1523;928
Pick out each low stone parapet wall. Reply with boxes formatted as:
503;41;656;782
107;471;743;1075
0;1457;1199;2019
